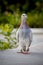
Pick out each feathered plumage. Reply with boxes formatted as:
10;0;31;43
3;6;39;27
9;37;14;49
16;13;32;53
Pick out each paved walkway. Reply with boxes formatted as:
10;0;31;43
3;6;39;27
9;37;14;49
0;43;43;65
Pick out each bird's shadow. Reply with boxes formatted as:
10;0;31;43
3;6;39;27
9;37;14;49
17;51;43;56
29;52;43;56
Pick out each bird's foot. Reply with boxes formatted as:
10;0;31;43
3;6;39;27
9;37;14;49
17;49;30;54
22;51;29;54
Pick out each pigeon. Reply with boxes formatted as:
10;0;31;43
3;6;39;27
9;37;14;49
16;13;32;54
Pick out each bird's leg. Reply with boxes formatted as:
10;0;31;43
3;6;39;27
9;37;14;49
23;46;30;54
18;47;29;54
23;46;26;51
21;46;29;54
20;46;26;52
22;48;29;54
26;48;29;51
29;42;31;47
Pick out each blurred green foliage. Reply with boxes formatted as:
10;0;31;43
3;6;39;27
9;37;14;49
0;0;43;28
27;11;43;28
0;10;43;28
0;24;13;35
0;40;11;50
0;24;17;50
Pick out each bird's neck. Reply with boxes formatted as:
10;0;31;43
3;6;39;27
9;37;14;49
20;21;29;29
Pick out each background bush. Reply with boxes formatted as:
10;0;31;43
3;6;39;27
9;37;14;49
0;11;43;28
0;0;43;28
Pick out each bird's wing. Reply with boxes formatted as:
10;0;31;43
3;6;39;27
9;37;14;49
29;30;32;42
16;29;19;43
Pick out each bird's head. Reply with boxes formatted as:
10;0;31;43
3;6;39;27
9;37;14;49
20;13;29;29
21;13;27;23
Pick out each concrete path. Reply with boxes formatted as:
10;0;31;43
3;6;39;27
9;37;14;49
0;43;43;65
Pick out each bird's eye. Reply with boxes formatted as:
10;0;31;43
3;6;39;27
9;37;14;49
23;15;25;16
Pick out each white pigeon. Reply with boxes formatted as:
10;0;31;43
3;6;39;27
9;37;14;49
16;13;32;53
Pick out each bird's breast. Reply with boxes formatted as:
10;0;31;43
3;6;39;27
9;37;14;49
19;29;30;39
